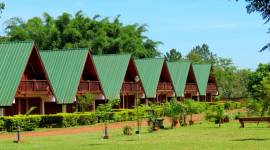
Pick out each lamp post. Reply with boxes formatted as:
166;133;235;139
134;75;140;134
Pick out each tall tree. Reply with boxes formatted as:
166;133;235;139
0;2;4;16
186;44;217;64
5;11;161;58
165;48;182;61
237;0;270;51
247;63;270;98
186;43;250;99
214;58;251;99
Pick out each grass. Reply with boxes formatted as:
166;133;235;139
1;121;270;150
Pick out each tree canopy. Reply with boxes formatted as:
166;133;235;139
185;43;250;99
165;48;182;62
5;11;161;58
238;0;270;51
186;44;217;64
0;2;4;15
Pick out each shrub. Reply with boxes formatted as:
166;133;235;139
40;113;89;128
39;114;64;128
77;113;97;125
123;125;133;135
4;115;41;132
214;105;225;127
113;110;135;122
204;109;216;122
0;118;4;131
164;99;181;128
60;113;80;127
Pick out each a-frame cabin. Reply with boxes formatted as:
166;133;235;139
0;41;53;116
93;54;144;109
40;49;103;114
135;58;175;104
184;63;200;100
192;64;218;101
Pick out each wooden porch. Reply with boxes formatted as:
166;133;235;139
185;83;198;93
121;82;143;94
17;80;51;95
207;83;218;94
77;81;102;94
156;82;174;95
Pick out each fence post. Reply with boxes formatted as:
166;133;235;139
16;126;21;143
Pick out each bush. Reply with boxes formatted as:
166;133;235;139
77;113;97;125
60;113;80;127
123;125;133;135
39;114;64;128
40;113;97;128
4;115;41;132
0;118;4;131
113;110;135;122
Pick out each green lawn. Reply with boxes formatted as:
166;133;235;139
1;122;270;150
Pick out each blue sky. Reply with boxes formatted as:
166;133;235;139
0;0;269;70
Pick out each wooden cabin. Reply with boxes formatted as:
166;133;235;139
0;41;53;116
40;49;105;114
135;58;174;104
184;64;200;100
93;54;144;109
192;64;218;102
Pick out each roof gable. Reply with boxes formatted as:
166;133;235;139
92;54;131;99
167;61;191;97
192;64;211;95
0;41;34;106
135;58;164;98
40;49;89;103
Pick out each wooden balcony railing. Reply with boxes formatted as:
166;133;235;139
78;81;102;93
18;80;49;93
157;82;173;91
207;83;217;92
121;82;142;93
185;83;198;92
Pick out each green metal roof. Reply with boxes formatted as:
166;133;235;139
135;58;164;98
167;61;191;97
192;64;211;95
92;54;131;99
0;41;34;106
40;49;89;104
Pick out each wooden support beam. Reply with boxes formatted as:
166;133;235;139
122;95;125;109
0;108;4;116
25;98;29;113
40;99;45;115
62;104;67;113
18;99;21;115
93;101;95;112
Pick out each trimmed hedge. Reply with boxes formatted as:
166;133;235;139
77;113;97;125
2;112;112;132
40;113;97;128
113;109;135;122
4;115;41;132
0;118;4;131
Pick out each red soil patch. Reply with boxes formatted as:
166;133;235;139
0;114;205;139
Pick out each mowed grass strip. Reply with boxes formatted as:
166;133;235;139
0;122;270;150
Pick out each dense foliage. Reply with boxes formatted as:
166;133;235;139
165;48;182;61
76;92;96;112
185;44;251;99
4;11;161;58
